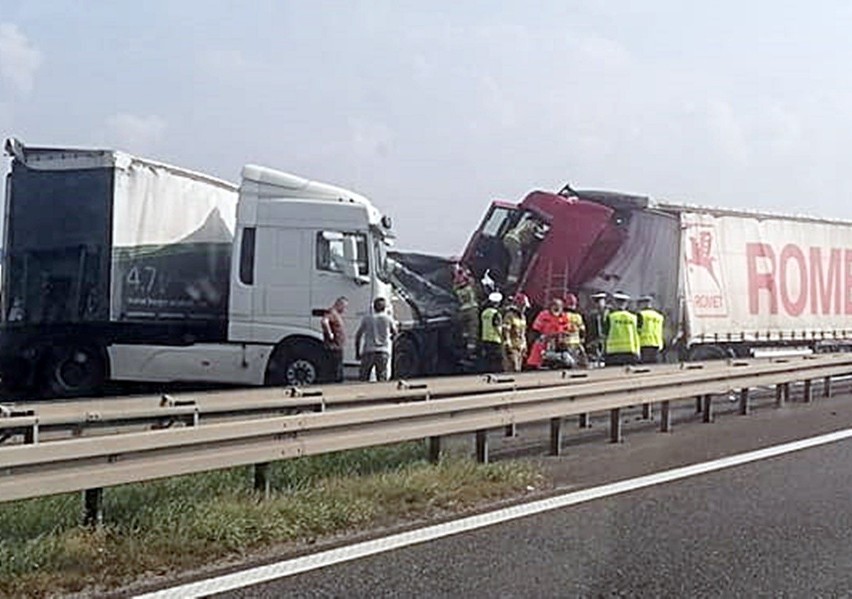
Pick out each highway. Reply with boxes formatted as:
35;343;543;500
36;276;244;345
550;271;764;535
129;388;852;599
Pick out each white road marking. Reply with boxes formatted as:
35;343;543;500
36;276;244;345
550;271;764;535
137;427;852;598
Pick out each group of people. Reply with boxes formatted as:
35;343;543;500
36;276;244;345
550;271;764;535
316;275;667;386
454;264;667;373
320;295;398;383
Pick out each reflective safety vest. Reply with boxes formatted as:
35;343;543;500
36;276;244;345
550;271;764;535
481;307;502;344
455;283;478;312
605;310;639;355
638;309;665;350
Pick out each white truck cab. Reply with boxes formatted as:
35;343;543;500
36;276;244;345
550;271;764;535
227;165;395;384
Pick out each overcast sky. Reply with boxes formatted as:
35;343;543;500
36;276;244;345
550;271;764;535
3;1;852;253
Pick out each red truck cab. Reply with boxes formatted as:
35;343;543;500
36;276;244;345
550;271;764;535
461;189;629;308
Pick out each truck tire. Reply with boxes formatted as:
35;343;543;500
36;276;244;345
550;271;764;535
687;344;730;362
43;345;106;398
266;341;328;387
393;335;421;379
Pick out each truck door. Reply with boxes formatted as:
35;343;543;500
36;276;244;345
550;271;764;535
461;202;519;286
311;230;373;364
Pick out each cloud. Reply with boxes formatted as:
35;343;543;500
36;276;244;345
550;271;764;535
0;23;42;96
105;113;167;153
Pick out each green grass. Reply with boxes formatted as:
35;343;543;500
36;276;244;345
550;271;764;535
0;443;542;598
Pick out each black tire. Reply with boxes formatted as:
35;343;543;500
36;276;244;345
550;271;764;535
687;344;730;362
43;345;106;398
266;342;328;387
393;335;421;379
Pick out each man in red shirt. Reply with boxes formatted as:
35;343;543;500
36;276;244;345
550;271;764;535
322;296;348;382
527;297;570;369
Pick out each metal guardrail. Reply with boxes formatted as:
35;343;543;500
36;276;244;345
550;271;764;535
0;358;769;443
1;354;850;518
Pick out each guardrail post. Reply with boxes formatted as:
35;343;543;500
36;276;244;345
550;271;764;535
641;403;652;420
427;436;442;464
23;421;39;444
803;380;813;403
578;413;591;429
475;430;489;464
550;418;563;456
695;396;702;414
824;376;833;398
783;383;791;404
775;384;785;407
660;401;671;432
739;388;750;416
254;463;271;498
610;408;623;443
702;394;713;423
83;488;103;527
504;424;516;438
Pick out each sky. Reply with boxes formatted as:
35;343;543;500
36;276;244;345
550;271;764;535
3;1;852;253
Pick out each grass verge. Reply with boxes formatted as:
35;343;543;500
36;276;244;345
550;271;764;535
0;443;543;598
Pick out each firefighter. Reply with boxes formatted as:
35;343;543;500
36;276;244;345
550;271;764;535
501;295;528;372
503;218;545;285
604;291;640;366
585;291;609;365
637;295;665;364
480;291;504;372
563;293;588;367
453;263;479;359
527;297;569;369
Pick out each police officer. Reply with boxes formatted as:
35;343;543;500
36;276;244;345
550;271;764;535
637;295;665;364
604;291;639;366
480;291;504;372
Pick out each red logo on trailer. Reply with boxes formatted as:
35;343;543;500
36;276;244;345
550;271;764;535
685;222;728;317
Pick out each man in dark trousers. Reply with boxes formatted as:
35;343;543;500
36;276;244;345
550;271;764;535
321;296;348;382
355;297;398;382
480;291;504;372
584;291;609;366
636;295;665;364
604;291;639;366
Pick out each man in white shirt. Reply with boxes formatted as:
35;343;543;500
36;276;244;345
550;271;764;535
355;297;398;382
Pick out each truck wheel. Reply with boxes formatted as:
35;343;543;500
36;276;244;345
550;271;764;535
393;336;421;379
43;345;106;398
687;345;730;362
266;342;327;387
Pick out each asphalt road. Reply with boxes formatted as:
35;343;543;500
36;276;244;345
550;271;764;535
215;423;852;597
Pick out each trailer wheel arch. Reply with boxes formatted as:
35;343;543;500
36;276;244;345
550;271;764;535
265;336;331;387
40;342;109;398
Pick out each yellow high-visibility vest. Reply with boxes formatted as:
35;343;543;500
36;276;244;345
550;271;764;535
564;311;585;346
638;309;665;350
481;307;502;343
605;310;639;355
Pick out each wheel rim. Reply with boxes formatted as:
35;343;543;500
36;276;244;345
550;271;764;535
286;359;318;386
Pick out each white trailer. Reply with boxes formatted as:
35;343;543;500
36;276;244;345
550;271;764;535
581;196;852;359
